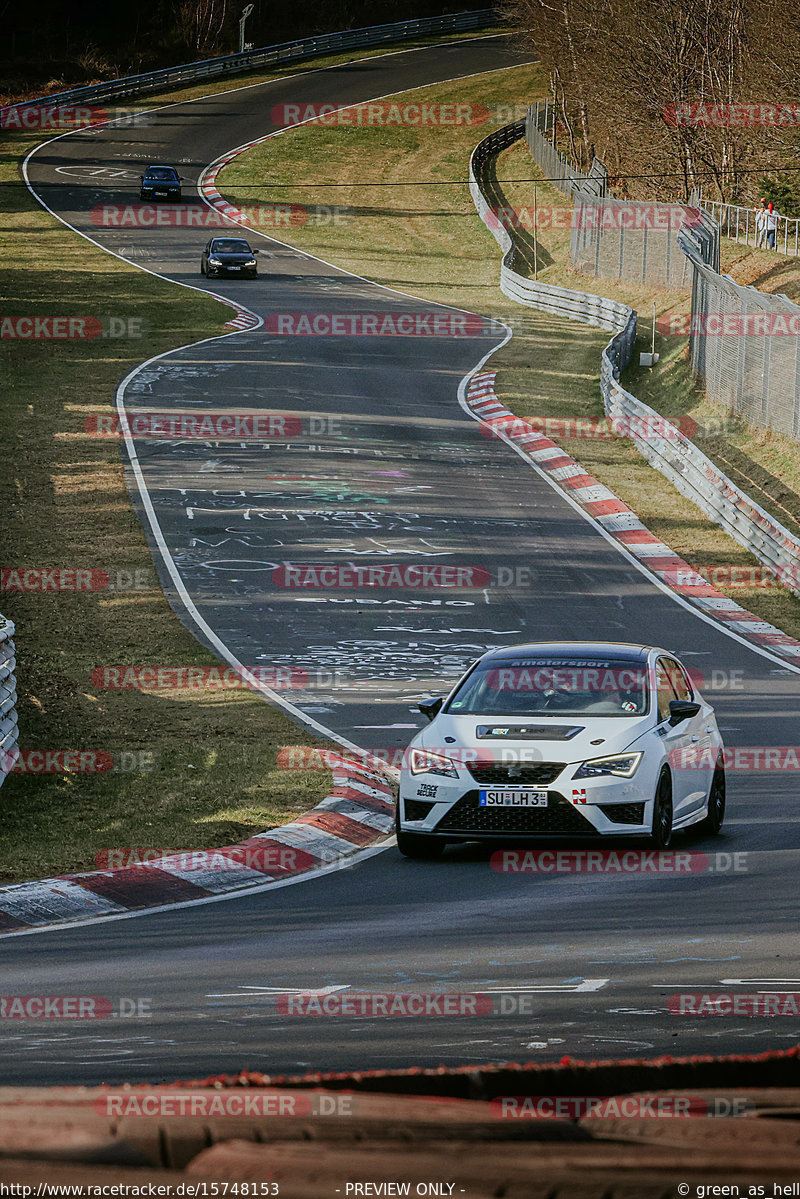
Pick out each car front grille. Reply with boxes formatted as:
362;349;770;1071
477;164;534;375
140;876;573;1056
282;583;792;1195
435;791;596;835
467;762;565;786
403;799;435;822
598;802;645;825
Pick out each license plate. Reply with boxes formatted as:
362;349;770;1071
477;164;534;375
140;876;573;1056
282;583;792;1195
154;192;167;197
228;266;241;271
479;789;548;808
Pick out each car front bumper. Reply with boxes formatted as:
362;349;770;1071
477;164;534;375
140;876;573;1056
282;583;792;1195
398;768;654;838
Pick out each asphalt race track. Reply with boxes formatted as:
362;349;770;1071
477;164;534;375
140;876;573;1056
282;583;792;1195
3;34;799;1086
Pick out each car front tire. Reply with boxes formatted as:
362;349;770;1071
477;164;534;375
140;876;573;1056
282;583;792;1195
649;767;673;849
700;758;726;835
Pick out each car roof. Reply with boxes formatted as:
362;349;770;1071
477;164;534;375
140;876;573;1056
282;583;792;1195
144;165;179;172
209;237;251;245
478;642;658;664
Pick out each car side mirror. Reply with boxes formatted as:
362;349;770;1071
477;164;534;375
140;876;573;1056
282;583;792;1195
418;697;443;722
253;248;260;254
668;699;700;726
179;176;185;181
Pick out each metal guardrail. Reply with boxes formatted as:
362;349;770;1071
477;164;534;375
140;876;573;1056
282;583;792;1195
1;10;496;116
0;615;19;788
703;199;800;259
470;122;800;599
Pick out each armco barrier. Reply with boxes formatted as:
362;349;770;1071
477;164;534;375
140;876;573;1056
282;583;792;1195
1;11;495;117
0;615;19;788
470;122;800;599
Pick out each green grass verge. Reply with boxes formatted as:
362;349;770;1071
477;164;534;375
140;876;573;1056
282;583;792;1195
0;163;340;888
218;64;800;643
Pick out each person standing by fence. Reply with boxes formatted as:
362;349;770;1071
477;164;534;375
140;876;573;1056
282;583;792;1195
766;202;779;250
755;198;768;247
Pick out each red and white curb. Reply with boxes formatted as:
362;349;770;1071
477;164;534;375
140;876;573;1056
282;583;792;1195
468;372;800;664
0;759;395;935
224;307;260;331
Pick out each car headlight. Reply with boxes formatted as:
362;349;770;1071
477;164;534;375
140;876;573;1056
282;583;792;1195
409;749;459;778
573;751;643;779
208;257;222;266
245;259;256;266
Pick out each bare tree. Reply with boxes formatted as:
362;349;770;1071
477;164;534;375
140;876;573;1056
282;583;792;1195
174;0;230;57
502;0;799;204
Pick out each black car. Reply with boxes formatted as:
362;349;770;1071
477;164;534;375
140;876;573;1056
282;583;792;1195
139;165;183;201
201;237;259;279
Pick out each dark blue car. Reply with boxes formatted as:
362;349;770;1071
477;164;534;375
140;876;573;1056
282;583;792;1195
139;165;183;201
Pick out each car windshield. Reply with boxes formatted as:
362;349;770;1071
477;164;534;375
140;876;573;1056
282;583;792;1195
446;657;650;717
212;240;251;253
146;169;177;180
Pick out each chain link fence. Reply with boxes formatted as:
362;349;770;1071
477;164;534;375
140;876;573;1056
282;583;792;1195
680;218;800;439
524;103;800;438
524;102;607;197
525;103;718;288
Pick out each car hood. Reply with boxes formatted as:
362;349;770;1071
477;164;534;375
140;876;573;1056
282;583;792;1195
413;712;650;766
211;252;254;261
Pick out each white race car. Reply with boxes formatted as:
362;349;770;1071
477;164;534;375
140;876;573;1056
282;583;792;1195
396;641;725;859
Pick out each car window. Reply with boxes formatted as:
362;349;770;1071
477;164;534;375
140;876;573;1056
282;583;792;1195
445;658;649;717
655;657;679;722
146;168;177;180
664;657;693;701
212;239;251;253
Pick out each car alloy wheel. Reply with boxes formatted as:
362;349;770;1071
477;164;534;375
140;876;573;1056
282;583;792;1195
701;760;726;835
650;768;673;849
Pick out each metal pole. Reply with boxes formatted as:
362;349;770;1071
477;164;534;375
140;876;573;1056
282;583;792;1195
239;3;254;52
